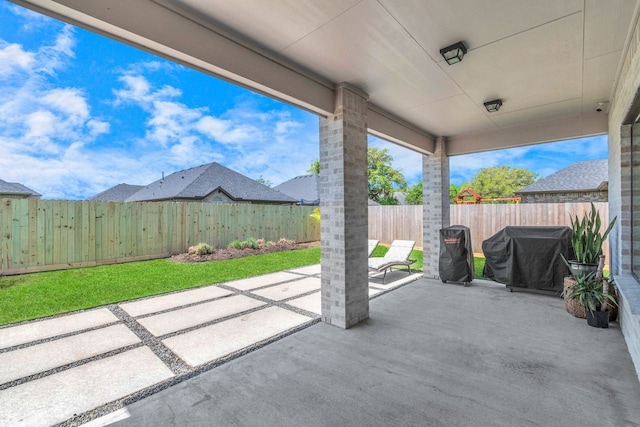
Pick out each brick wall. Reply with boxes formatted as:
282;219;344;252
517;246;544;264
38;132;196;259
609;9;640;381
520;191;608;204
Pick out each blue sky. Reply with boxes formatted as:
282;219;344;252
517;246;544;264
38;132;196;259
0;3;607;200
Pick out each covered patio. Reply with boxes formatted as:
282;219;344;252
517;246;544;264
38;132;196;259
11;0;640;413
113;278;640;426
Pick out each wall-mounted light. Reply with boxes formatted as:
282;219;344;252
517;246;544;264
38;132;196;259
440;42;467;65
483;99;503;112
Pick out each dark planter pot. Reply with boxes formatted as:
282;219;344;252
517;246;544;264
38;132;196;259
586;310;609;328
568;261;598;278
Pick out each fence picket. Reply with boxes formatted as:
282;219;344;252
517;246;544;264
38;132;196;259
368;202;610;263
0;199;319;275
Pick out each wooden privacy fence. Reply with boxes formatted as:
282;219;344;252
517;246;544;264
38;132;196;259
0;199;320;275
369;202;610;262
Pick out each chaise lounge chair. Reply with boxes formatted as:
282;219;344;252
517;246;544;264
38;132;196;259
368;239;416;283
368;239;380;257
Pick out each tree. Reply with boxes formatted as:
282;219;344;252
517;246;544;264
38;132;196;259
307;147;407;202
378;195;399;205
406;183;422;205
307;160;320;175
449;183;460;204
406;183;460;205
467;165;538;198
367;147;407;202
255;175;272;187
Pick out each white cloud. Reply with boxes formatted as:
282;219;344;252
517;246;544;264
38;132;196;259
0;43;34;78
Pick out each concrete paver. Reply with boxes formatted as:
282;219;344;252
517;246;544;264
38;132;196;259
138;295;266;336
0;264;420;426
224;271;302;291
0;308;118;349
120;286;233;317
251;277;321;301
287;264;321;275
0;347;174;427
162;306;311;366
0;324;140;384
286;292;321;315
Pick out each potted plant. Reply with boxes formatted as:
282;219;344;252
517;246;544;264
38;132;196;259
568;263;618;328
565;203;616;277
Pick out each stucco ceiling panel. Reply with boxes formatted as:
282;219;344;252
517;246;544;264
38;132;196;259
582;50;622;110
584;0;637;59
281;0;463;109
399;94;496;137
442;13;583;115
379;0;583;63
489;98;582;129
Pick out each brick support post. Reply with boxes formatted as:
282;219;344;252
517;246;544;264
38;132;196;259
319;83;369;329
422;137;450;279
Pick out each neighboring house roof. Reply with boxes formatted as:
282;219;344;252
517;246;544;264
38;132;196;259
275;174;382;206
393;191;407;205
516;159;608;194
89;184;145;202
274;174;320;205
126;162;296;203
0;179;41;198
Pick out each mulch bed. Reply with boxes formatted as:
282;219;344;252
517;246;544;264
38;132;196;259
169;241;319;263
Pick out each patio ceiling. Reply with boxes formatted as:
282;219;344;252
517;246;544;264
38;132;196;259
12;0;640;155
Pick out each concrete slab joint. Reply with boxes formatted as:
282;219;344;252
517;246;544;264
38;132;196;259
319;82;369;329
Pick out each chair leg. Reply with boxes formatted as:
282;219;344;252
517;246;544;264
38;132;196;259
382;268;388;284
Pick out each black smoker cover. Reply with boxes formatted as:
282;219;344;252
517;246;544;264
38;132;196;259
482;226;571;292
439;225;474;283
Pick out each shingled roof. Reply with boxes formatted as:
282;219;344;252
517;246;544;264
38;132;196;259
89;184;145;202
126;162;296;203
0;179;41;198
274;174;320;205
516;159;608;194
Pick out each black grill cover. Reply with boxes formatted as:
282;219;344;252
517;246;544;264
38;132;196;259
439;225;474;283
482;226;571;292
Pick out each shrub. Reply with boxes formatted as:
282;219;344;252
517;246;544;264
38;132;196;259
190;243;213;256
228;240;244;250
245;237;259;249
278;237;295;245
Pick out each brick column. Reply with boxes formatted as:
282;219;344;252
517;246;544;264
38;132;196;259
422;137;450;279
319;83;369;329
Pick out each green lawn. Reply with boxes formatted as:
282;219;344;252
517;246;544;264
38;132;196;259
0;246;321;326
0;244;486;327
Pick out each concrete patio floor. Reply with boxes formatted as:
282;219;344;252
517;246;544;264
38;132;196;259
0;264;419;427
110;278;640;427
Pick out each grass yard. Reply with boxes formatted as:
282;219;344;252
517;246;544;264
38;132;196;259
0;244;487;327
0;246;321;326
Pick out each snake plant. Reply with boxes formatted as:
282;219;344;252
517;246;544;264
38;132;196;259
569;203;616;265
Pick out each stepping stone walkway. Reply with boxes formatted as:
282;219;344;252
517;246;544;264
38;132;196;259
0;265;420;426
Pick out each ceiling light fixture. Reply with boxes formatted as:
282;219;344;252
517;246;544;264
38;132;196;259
440;41;467;65
483;99;503;112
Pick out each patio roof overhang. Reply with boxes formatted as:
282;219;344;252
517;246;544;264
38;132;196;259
11;0;639;155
